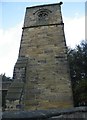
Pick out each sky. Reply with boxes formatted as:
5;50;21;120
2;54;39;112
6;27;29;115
0;0;86;77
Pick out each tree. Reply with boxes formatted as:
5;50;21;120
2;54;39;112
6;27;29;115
74;79;87;106
68;40;87;106
2;74;12;111
2;73;12;81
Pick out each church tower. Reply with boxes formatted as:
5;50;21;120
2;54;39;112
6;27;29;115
6;2;73;110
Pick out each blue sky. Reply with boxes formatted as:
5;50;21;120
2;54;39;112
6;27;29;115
0;1;86;77
2;2;85;30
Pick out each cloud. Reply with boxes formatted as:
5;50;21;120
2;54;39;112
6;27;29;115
1;0;86;2
85;2;87;40
0;21;23;77
63;15;85;48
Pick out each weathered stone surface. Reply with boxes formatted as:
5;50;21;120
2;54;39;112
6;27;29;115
6;2;73;110
22;3;73;110
5;57;28;110
24;3;62;28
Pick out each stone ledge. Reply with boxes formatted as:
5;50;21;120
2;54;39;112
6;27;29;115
26;2;63;10
2;107;87;120
22;22;64;29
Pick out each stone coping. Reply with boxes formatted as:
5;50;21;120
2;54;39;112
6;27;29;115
2;107;87;119
26;2;63;10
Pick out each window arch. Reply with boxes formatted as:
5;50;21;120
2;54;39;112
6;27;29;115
33;8;52;21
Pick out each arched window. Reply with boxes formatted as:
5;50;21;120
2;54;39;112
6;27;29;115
33;8;52;21
38;11;48;20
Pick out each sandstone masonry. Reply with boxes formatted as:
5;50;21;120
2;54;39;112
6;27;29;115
6;2;73;111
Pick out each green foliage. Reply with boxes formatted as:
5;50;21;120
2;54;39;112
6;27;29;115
68;40;87;106
1;74;12;111
73;79;87;106
2;73;12;81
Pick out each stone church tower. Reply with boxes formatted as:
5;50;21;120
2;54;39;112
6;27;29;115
6;2;73;110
